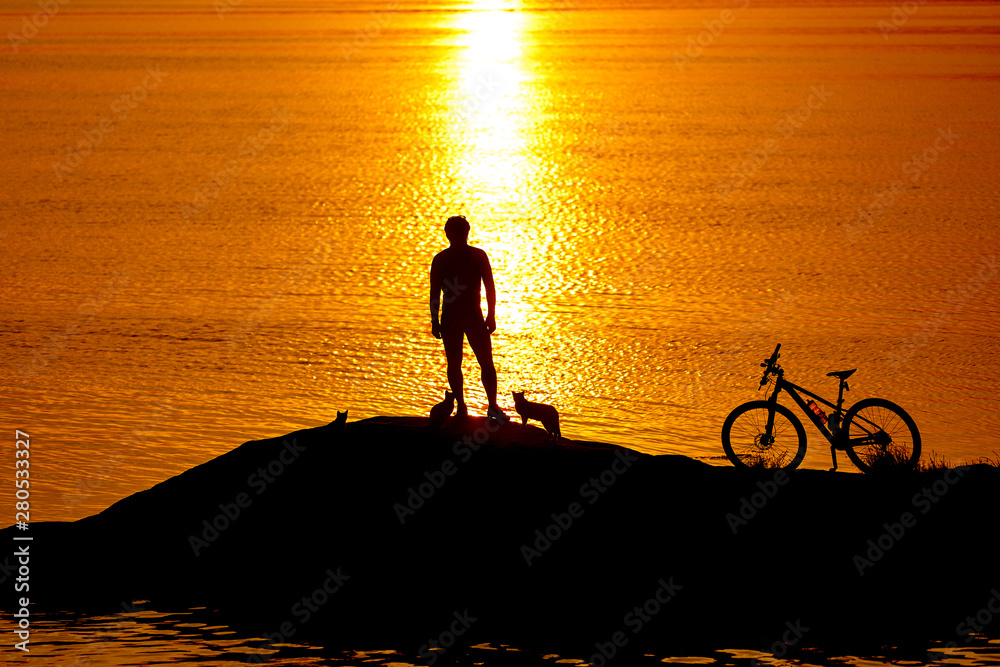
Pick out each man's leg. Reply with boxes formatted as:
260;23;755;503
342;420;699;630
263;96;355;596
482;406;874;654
442;326;465;404
466;326;499;410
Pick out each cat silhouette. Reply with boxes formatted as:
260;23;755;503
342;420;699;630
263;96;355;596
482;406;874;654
512;391;560;439
428;391;455;427
329;410;348;434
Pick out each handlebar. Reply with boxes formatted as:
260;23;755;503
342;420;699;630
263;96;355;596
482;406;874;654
758;343;781;389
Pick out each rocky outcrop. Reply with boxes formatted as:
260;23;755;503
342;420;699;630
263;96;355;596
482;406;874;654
4;416;997;658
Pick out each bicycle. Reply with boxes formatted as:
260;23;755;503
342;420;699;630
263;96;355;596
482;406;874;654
721;344;921;472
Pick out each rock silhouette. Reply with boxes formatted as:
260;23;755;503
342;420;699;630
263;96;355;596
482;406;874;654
3;415;997;658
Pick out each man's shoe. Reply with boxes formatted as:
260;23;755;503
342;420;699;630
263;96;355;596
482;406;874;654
487;405;510;424
455;402;469;419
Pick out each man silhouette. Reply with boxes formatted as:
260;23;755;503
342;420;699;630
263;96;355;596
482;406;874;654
430;215;508;422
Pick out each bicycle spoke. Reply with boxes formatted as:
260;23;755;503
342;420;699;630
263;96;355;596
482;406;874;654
723;403;805;470
845;399;920;472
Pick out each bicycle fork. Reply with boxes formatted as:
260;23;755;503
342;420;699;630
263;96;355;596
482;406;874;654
763;390;781;450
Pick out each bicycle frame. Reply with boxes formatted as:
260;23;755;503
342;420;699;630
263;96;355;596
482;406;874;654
765;371;847;448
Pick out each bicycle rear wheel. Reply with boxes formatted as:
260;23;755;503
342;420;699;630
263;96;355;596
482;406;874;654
843;398;920;472
722;401;807;471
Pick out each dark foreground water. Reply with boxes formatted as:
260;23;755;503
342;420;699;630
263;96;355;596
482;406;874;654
1;605;998;666
3;0;1000;524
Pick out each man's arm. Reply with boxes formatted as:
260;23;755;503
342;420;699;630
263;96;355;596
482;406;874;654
481;250;497;334
429;255;442;339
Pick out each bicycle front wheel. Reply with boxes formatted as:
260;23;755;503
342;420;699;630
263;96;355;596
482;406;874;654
843;398;921;473
722;401;807;471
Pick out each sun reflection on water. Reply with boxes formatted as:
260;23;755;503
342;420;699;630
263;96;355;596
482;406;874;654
447;2;543;340
451;2;531;201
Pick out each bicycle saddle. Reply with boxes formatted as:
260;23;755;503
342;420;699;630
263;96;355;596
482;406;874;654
826;369;857;380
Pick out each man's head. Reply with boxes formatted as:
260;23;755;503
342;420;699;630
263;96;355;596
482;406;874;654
445;215;471;245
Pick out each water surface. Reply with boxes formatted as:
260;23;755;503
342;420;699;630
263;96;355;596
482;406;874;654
1;0;998;523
